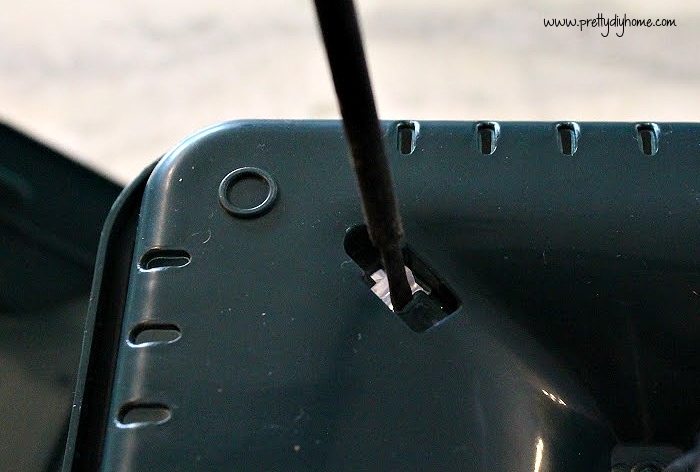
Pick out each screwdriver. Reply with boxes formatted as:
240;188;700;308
313;0;413;311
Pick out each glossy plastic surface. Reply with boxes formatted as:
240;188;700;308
68;120;700;470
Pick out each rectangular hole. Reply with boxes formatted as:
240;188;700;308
476;122;499;155
556;122;580;156
397;121;418;155
636;123;660;156
344;224;461;332
403;249;460;314
369;266;428;311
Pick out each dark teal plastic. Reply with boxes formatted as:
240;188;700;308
65;120;700;471
0;123;121;471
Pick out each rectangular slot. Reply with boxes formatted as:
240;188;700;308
397;121;418;155
556;122;580;156
636;123;660;156
476;122;500;155
344;224;461;332
369;266;427;311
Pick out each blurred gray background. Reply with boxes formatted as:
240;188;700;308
1;0;699;183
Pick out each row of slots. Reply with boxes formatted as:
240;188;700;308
396;122;662;157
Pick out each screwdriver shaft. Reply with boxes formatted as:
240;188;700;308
313;0;413;311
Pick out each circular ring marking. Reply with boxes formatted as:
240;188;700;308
218;167;278;218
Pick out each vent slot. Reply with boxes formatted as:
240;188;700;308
636;123;660;156
397;121;419;155
140;249;191;271
128;323;181;347
117;403;171;428
556;122;580;156
476;122;500;155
